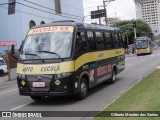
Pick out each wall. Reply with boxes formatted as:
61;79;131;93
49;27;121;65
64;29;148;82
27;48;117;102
0;0;84;53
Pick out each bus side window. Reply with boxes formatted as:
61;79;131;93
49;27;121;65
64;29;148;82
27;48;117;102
95;32;105;50
87;31;96;51
75;31;88;56
118;33;123;48
112;33;119;48
105;32;113;49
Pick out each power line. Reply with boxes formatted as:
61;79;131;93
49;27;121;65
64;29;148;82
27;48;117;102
0;6;98;24
16;2;83;21
37;0;82;11
83;6;98;9
23;0;83;19
0;1;84;21
0;3;10;6
0;6;55;21
54;0;82;11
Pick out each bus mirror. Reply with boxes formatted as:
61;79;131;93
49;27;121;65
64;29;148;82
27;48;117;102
19;40;24;52
11;44;15;54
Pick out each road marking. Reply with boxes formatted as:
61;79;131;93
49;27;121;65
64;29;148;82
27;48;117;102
11;101;33;111
0;86;8;89
126;64;133;67
126;57;137;62
0;88;17;95
157;54;160;56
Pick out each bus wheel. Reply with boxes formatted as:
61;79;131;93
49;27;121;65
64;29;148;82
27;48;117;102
109;68;116;84
76;77;88;100
30;96;43;101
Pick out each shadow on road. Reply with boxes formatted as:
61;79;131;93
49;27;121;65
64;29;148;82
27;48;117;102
27;77;122;106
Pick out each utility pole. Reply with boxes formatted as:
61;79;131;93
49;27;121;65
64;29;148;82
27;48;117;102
103;0;107;26
134;28;137;39
97;6;101;25
133;19;137;39
103;0;115;26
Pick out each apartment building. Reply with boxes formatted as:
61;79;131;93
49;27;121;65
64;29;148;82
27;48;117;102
107;17;121;26
134;0;160;33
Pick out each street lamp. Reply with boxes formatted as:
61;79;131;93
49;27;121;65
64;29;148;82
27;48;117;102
103;0;115;25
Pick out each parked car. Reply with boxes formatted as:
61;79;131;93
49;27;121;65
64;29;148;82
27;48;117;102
0;58;8;76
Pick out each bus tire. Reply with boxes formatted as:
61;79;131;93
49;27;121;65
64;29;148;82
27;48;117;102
109;68;116;84
76;77;88;100
30;96;43;101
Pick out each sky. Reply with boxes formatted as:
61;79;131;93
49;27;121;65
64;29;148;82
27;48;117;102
83;0;136;23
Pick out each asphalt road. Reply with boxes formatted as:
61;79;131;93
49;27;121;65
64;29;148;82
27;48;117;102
1;48;160;120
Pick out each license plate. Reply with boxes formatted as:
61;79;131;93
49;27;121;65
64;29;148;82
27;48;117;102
33;82;45;88
138;49;146;52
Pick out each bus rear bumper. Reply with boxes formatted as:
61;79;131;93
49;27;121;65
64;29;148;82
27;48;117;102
136;51;151;55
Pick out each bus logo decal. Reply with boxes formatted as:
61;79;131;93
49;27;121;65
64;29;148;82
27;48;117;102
36;76;42;81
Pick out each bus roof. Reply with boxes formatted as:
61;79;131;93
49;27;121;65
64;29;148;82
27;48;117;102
31;20;120;32
136;36;151;41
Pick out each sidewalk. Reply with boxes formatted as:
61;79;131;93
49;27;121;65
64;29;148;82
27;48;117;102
0;74;17;88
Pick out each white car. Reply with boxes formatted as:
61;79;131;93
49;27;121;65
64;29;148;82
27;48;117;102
0;58;7;76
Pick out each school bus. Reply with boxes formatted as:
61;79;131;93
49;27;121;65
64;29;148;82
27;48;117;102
135;36;153;56
12;21;125;100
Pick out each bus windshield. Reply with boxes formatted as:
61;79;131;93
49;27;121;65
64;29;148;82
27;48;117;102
135;40;148;49
20;26;74;60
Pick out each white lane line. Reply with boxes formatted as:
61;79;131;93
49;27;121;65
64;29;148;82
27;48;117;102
11;101;33;111
126;64;133;67
0;88;18;95
125;58;137;62
0;86;8;89
157;54;160;56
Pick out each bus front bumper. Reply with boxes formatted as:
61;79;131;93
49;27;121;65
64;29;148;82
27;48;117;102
17;74;79;97
19;89;72;97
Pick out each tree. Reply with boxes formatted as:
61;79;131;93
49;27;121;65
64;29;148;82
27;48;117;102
114;19;154;45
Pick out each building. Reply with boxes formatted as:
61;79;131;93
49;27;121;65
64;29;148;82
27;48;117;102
134;0;160;34
0;0;84;53
107;17;121;26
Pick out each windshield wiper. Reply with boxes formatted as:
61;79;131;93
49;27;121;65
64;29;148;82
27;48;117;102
36;51;63;61
22;53;44;62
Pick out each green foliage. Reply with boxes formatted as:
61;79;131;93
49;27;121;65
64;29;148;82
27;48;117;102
114;19;154;44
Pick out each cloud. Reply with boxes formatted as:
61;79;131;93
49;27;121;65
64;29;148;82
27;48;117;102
83;0;136;21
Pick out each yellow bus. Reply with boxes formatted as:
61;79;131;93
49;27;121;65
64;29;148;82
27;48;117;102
11;21;125;100
135;36;153;56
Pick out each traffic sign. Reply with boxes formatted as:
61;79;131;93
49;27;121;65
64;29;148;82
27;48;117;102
0;41;17;46
91;9;106;19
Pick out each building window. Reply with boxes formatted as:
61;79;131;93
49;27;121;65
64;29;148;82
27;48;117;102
54;0;61;14
40;21;45;25
29;20;36;28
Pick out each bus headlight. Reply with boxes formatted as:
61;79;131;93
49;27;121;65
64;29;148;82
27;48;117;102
56;72;72;79
17;74;26;79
